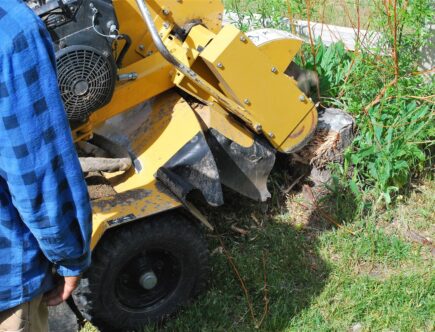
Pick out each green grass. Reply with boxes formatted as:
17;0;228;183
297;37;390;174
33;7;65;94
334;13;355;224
82;172;434;332
138;174;433;332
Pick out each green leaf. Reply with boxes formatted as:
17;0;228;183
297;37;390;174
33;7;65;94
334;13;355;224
393;160;409;171
349;180;360;197
351;146;376;164
368;162;379;182
386;127;394;151
373;121;383;142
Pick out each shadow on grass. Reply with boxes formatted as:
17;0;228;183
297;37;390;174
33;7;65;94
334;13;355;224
148;156;360;332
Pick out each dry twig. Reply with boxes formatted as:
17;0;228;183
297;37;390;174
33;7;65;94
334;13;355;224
255;253;270;329
301;185;355;235
214;228;270;329
231;225;249;236
363;77;398;114
282;174;306;194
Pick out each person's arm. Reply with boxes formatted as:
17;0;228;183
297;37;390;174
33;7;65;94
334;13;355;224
0;11;92;297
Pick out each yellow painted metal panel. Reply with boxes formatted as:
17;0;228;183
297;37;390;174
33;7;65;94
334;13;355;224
90;91;203;247
90;181;181;249
113;0;224;67
199;25;317;153
184;25;216;51
90;54;174;126
97;91;203;190
280;109;318;153
257;38;302;73
148;0;224;34
173;25;226;102
192;103;254;148
112;0;149;65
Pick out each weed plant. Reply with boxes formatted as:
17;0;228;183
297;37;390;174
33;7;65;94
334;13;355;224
225;0;434;206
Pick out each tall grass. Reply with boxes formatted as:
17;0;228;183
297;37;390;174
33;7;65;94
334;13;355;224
226;0;434;206
225;0;375;27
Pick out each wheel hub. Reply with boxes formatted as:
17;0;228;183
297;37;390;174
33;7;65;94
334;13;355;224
73;79;89;96
114;250;181;311
139;271;158;290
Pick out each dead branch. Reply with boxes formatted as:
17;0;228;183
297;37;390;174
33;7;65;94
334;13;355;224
282;174;306;194
363;77;398;114
231;225;249;236
255;253;270;329
214;228;270;329
301;185;355;235
215;231;257;325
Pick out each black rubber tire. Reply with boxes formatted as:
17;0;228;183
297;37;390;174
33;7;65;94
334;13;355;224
73;212;209;332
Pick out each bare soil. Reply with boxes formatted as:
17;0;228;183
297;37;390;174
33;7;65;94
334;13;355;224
85;172;116;200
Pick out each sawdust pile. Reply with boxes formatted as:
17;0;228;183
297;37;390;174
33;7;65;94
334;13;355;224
85;172;116;200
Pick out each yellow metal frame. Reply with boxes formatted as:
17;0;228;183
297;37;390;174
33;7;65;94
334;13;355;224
90;92;202;248
78;0;317;247
111;0;224;66
199;25;317;152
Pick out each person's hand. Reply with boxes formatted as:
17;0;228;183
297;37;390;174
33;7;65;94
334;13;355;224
44;276;81;306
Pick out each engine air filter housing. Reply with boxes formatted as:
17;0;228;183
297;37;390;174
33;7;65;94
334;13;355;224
56;45;116;121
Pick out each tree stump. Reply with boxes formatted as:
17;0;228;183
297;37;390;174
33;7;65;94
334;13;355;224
292;108;355;184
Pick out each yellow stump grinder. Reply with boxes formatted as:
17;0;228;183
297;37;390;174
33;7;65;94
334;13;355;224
26;0;318;330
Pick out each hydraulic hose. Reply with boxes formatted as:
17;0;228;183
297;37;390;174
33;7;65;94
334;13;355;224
116;34;132;68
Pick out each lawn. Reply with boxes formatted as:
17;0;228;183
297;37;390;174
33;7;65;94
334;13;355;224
138;169;433;332
82;167;434;332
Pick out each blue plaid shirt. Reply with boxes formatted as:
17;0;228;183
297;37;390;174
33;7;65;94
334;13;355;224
0;0;92;311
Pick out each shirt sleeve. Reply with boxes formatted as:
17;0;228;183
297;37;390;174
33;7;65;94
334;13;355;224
0;17;92;276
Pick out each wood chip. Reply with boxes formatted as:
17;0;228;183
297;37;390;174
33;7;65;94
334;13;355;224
251;213;260;226
231;225;249;236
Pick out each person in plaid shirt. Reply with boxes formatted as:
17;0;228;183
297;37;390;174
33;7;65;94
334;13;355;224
0;1;92;330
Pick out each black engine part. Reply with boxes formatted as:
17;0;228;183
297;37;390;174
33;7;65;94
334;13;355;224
56;45;116;120
28;0;118;121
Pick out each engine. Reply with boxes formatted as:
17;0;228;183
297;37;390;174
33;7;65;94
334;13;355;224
27;0;119;121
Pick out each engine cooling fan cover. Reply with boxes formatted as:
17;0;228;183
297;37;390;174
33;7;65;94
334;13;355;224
56;45;116;121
